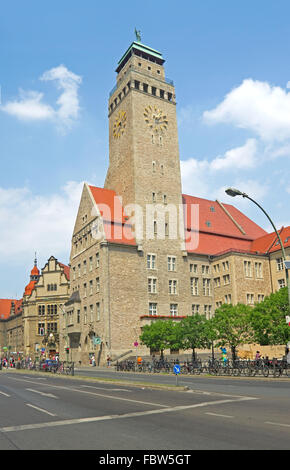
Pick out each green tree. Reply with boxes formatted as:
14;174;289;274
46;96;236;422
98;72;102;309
211;303;254;361
140;320;181;359
178;314;212;362
250;287;290;346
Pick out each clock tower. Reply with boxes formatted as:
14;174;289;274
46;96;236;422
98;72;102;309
105;38;184;244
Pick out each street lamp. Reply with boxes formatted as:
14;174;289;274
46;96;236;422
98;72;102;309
225;187;290;307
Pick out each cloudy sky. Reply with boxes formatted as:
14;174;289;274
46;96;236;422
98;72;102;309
1;0;290;297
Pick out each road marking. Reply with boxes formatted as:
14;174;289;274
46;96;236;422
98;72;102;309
25;403;57;417
0;391;11;397
26;388;58;399
205;412;234;418
80;385;131;392
8;377;168;408
0;396;257;433
265;421;290;429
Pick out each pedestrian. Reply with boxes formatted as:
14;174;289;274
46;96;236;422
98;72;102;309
255;351;261;362
107;355;111;367
92;355;96;367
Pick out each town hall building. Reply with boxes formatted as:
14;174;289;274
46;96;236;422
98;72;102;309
61;36;290;366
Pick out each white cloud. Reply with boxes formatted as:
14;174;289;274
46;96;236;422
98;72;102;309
180;139;259;196
1;65;82;133
203;79;290;142
0;181;84;262
2;90;54;121
211;138;257;170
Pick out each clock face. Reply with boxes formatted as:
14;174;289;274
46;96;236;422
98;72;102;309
144;105;168;133
113;110;127;139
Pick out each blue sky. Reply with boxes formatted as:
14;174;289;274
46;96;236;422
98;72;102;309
1;0;290;297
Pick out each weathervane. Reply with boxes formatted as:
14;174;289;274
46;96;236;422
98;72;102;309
134;28;141;43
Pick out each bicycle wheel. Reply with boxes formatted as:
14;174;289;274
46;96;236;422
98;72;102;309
262;366;269;377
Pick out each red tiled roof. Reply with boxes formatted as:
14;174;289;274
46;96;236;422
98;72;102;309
24;280;37;297
182;194;267;255
0;299;22;320
88;185;136;246
30;265;40;276
59;263;70;280
251;226;290;254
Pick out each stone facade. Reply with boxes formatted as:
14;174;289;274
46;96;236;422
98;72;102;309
0;256;70;360
61;39;290;366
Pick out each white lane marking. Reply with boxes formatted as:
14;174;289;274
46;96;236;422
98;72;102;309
1;396;257;433
26;388;58;399
80;385;131;392
265;421;290;429
25;403;57;417
0;391;11;397
8;377;168;408
205;412;234;418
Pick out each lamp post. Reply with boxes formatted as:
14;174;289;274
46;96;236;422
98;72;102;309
225;188;290;307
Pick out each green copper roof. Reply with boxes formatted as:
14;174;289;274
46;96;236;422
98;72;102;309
116;41;164;73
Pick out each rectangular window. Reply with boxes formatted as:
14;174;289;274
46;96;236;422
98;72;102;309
255;262;263;278
96;252;100;268
73;267;76;280
276;258;284;271
244;260;252;277
192;304;200;315
77;310;80;324
204;305;212;319
168;92;172;101
246;293;254;305
190;264;198;273
134;80;140;90
202;265;210;275
89;280;93;295
257;294;264;303
38;323;45;335
278;279;286;289
38;305;45;316
168;256;176;271
89;257;93;271
83;283;87;297
96;277;100;293
214;277;221;288
169;279;177;295
203;279;211;296
143;83;148;93
170;303;178;317
149;302;158;316
84;306;87;324
224;294;232;304
223;274;230;285
148;278;157;294
83;260;87;274
90;305;94;322
191;277;199;296
147;254;156;269
96;302;100;321
151;86;156;96
160;89;165;99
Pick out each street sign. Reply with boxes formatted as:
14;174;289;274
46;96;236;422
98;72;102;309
93;336;101;345
173;364;181;375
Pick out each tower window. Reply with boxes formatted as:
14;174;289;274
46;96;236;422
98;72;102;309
160;89;164;99
168;92;173;101
138;62;142;67
148;66;151;70
157;70;160;74
152;86;156;96
143;83;148;93
134;80;140;90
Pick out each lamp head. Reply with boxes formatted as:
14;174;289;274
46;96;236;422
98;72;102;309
225;187;244;197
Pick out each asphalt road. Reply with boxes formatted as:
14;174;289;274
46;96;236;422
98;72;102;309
0;368;290;451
